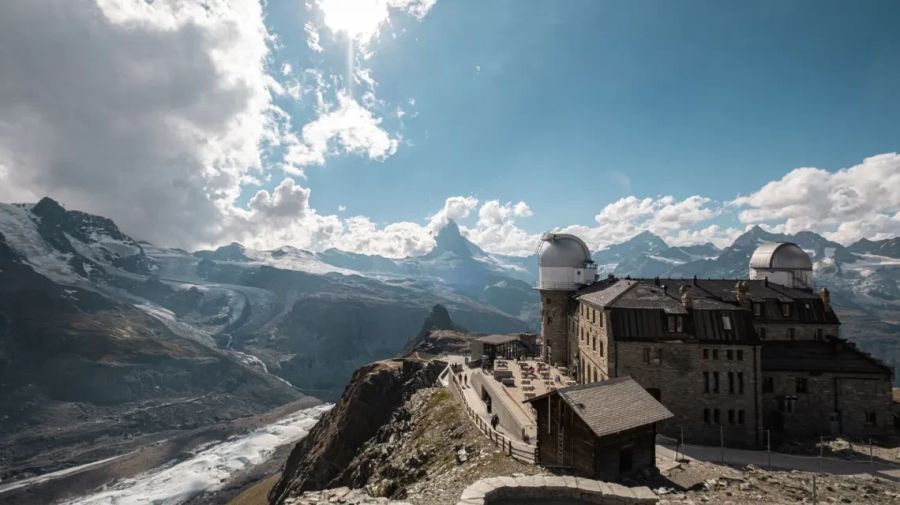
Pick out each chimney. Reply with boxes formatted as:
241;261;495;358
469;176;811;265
820;287;831;311
735;281;749;307
654;277;660;286
764;277;769;287
692;275;698;286
680;284;691;309
662;285;668;295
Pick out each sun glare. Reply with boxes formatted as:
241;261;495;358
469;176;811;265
319;0;389;43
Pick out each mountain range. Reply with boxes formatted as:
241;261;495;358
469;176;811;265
1;196;898;487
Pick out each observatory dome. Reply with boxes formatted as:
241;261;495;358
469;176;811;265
538;234;592;268
749;243;813;271
748;242;814;289
537;233;597;290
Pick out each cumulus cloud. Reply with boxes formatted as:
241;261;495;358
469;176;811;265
427;196;479;230
0;0;278;247
283;92;399;173
558;195;724;250
0;0;435;252
459;200;541;256
732;153;900;243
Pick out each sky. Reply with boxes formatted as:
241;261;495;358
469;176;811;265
0;0;899;257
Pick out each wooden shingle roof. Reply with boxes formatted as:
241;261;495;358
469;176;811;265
526;376;673;438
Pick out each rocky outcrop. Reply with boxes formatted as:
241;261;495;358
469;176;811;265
401;304;463;355
268;358;445;504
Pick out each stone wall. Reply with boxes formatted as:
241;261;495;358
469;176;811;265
761;371;893;441
457;475;657;505
573;302;612;383
615;340;762;447
540;290;572;366
470;370;533;439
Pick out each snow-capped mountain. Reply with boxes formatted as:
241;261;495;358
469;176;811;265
590;230;720;278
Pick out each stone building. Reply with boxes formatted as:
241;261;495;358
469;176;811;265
525;376;672;479
536;234;895;447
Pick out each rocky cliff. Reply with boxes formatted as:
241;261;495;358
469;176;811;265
267;358;445;504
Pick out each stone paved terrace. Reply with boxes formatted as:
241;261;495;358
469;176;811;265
493;358;578;404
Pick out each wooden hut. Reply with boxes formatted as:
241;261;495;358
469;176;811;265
525;376;672;480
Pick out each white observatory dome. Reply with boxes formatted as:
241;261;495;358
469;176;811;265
537;233;597;290
749;242;814;290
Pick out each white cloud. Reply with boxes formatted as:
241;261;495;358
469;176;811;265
427;196;479;231
733;153;900;243
459;200;541;256
559;195;723;250
0;0;278;248
303;21;323;52
247;178;312;222
283;92;399;173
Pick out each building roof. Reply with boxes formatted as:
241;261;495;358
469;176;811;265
576;278;839;328
525;376;673;438
477;334;524;345
761;339;892;376
750;242;813;271
576;279;638;307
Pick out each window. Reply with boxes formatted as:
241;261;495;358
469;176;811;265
738;410;745;425
738;372;744;394
599;341;604;357
643;347;651;364
591;308;596;322
713;372;720;393
713;408;721;424
815;328;824;341
758;327;767;340
788;328;796;340
728;372;735;394
865;412;877;425
704;408;710;424
737;350;744;361
726;349;734;360
796;377;808;394
599;312;604;327
722;314;733;331
781;303;792;317
728;409;735;424
703;371;710;393
703;348;709;359
654;348;663;365
667;315;683;333
713;349;719;360
592;335;596;351
753;302;763;316
763;377;774;393
779;396;796;414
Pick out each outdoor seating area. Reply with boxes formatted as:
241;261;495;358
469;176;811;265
487;357;577;407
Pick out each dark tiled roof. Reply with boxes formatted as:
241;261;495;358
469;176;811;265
477;334;524;345
761;339;892;376
577;278;839;326
527;376;673;438
576;279;637;307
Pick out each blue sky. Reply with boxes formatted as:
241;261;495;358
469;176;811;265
1;0;898;255
261;0;900;238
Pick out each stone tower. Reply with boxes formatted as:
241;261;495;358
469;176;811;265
536;233;597;366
